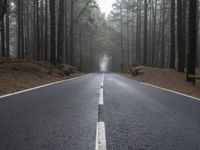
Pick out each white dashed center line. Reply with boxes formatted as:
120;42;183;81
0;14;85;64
99;88;104;105
96;122;107;150
96;73;107;150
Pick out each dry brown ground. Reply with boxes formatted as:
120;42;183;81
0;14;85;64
122;67;200;98
0;59;82;96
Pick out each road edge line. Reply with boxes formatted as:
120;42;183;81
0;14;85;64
0;75;84;99
118;73;200;101
141;82;200;101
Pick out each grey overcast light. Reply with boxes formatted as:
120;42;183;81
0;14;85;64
0;0;200;150
98;0;116;16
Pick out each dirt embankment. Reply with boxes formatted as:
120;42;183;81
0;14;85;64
0;58;81;96
122;66;200;98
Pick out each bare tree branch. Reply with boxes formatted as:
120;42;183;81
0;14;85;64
73;0;79;5
73;0;97;24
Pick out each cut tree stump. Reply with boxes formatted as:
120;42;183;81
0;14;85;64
188;74;200;85
130;66;144;76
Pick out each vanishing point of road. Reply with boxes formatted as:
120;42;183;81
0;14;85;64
0;73;200;150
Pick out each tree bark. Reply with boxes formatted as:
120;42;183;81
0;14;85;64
36;0;40;60
170;0;175;69
65;0;68;64
57;0;65;64
143;0;148;65
0;0;7;22
177;0;185;72
1;18;5;57
44;0;48;60
17;0;21;59
161;0;166;68
187;0;197;81
70;0;74;65
120;2;124;72
49;0;56;64
5;0;9;58
152;0;157;66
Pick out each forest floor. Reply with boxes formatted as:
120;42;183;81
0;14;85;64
122;67;200;99
0;58;82;96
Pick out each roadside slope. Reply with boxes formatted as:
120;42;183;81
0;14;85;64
122;67;200;98
0;58;81;95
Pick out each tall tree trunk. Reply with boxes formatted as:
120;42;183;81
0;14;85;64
25;1;30;60
0;0;7;56
49;0;56;64
0;0;7;22
143;0;148;65
156;5;162;66
57;0;65;64
187;0;197;81
1;18;5;57
170;0;175;69
70;0;74;65
5;0;9;58
152;0;157;66
21;0;24;59
36;0;40;60
120;2;124;72
148;0;153;65
33;0;37;60
182;0;186;67
196;0;199;67
126;8;130;68
136;0;139;61
17;0;21;59
177;0;185;72
136;0;141;62
161;0;166;68
131;3;135;63
65;0;68;64
40;0;44;60
44;0;48;60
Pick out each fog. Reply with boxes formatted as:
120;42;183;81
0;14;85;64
100;55;109;72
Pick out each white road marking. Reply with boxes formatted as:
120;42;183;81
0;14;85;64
119;73;200;102
141;82;200;101
99;73;104;105
101;73;104;88
0;76;82;99
102;73;105;82
101;82;104;88
95;122;99;150
99;89;104;105
96;73;107;150
96;122;107;150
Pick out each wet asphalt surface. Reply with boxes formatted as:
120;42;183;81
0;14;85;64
0;74;101;150
101;74;200;150
0;73;200;150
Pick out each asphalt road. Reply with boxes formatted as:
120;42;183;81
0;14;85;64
0;73;200;150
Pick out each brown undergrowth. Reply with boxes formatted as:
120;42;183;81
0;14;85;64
122;67;200;98
0;58;81;95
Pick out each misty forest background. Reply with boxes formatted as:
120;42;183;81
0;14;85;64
0;0;199;82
